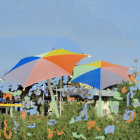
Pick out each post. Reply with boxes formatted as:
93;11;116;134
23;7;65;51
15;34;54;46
47;79;59;118
6;107;8;115
42;85;45;116
42;91;44;116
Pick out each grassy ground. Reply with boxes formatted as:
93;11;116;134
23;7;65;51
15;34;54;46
0;100;139;140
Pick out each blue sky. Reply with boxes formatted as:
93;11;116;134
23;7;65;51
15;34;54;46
0;0;140;87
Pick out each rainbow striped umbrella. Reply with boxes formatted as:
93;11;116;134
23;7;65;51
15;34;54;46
71;60;130;90
71;60;130;116
3;49;88;88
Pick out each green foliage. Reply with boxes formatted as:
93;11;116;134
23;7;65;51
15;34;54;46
110;81;138;115
0;82;140;139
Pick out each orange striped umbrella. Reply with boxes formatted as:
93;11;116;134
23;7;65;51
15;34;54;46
3;49;88;88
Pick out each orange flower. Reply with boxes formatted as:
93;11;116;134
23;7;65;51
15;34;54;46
4;131;12;139
126;111;136;123
67;96;75;102
129;75;137;82
3;93;13;101
4;120;7;131
71;97;75;102
87;121;96;130
67;96;70;102
48;129;54;139
96;127;101;131
3;120;12;139
121;87;127;94
57;129;64;135
21;110;27;121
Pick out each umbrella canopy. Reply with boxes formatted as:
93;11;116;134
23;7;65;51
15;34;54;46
3;49;88;88
71;60;130;90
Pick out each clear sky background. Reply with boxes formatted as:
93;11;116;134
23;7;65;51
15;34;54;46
0;0;140;87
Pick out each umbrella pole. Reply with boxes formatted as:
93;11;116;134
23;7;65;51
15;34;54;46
60;91;61;117
60;77;63;117
98;90;102;117
47;79;59;118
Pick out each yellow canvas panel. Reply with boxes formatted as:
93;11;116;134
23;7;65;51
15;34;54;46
83;60;101;68
44;49;84;57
